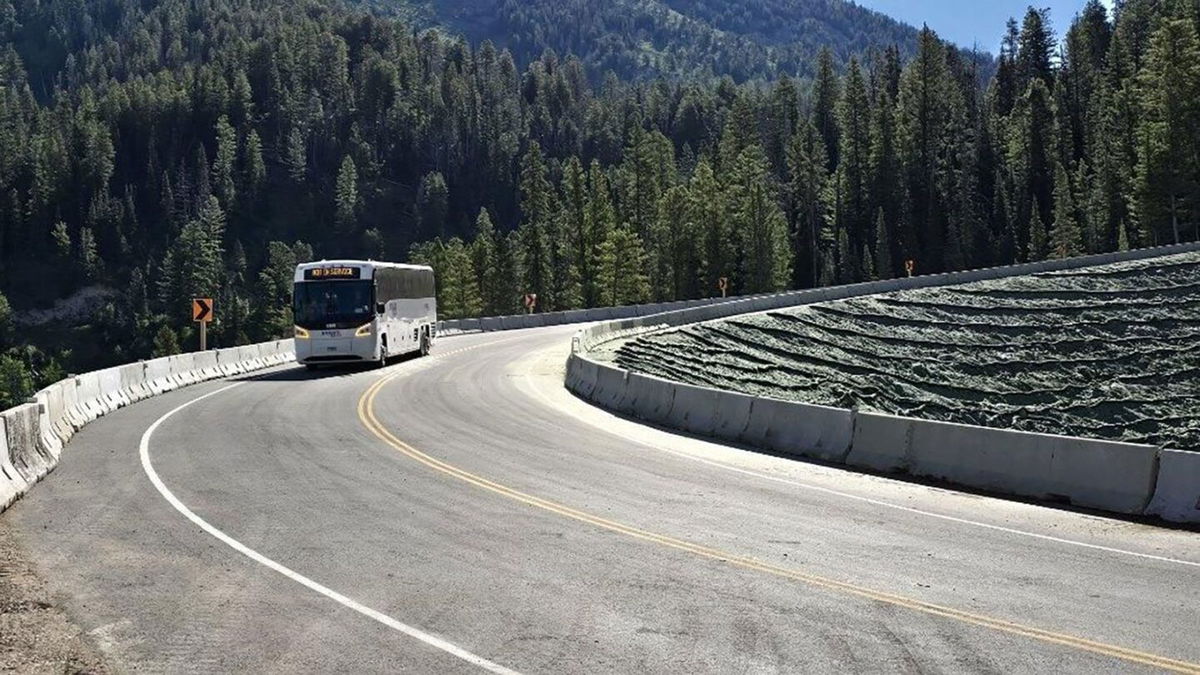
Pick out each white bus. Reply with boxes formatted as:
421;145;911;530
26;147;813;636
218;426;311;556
293;260;436;369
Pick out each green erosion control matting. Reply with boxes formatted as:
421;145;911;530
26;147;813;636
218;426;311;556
615;252;1200;451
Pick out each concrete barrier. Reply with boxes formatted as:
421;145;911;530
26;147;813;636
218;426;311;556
742;398;854;463
0;414;21;511
845;412;913;473
195;352;218;382
4;405;49;486
33;385;63;456
564;241;1200;523
1146;449;1200;523
101;366;130;410
565;356;601;400
901;418;1159;514
145;357;174;394
119;363;149;402
622;373;676;424
589;364;629;411
665;383;723;436
48;381;75;444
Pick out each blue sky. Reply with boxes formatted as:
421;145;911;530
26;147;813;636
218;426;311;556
855;0;1116;52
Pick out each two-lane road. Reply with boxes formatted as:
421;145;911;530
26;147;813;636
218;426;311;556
4;327;1198;672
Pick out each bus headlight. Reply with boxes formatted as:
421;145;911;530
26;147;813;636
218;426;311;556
294;326;310;339
354;323;372;337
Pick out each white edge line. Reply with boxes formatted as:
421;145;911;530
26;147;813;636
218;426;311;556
518;358;1200;570
139;381;520;675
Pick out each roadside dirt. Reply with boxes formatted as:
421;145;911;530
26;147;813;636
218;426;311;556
0;519;111;674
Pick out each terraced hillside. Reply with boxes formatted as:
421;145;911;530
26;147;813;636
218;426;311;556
614;252;1200;451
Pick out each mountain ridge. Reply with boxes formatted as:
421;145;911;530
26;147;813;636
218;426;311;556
353;0;956;82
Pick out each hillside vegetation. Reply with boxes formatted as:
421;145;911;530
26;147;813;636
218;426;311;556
0;0;1197;409
358;0;926;82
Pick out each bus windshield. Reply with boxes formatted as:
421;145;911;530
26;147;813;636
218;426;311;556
293;280;374;328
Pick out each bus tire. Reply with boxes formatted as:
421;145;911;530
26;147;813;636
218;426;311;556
377;337;389;368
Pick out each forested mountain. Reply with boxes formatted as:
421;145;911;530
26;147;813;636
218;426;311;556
358;0;926;82
0;0;1197;408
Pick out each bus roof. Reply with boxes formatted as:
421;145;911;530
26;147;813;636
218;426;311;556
294;260;433;282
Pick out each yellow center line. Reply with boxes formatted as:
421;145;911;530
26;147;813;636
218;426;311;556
358;360;1200;674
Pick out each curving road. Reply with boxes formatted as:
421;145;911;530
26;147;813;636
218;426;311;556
3;327;1199;673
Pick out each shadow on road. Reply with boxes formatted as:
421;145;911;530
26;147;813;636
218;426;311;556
234;352;424;382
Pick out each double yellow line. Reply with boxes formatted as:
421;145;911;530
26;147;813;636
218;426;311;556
358;369;1200;673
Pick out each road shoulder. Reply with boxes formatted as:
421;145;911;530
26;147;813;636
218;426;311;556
0;516;112;673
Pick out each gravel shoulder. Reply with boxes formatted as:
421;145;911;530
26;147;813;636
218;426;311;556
0;518;111;674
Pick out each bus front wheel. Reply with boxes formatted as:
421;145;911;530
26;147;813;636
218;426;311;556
377;337;389;368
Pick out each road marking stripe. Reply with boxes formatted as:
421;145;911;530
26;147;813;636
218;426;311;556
515;364;1200;569
361;368;1200;674
140;381;518;674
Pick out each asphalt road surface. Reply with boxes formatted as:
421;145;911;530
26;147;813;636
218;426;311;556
3;327;1199;673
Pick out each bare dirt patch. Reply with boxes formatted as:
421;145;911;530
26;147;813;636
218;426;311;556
0;519;111;674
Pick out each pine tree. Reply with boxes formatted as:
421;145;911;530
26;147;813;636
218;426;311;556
898;27;951;271
836;57;872;263
160;197;225;323
584;161;616;307
416;172;449;240
1027;204;1048;261
558;157;587;311
496;230;525;315
1017;7;1055;90
731;147;791;292
257;240;300;339
1050;163;1084;258
335;155;359;233
869;76;901;235
766;74;799;179
471;209;503;316
79;226;101;280
153;325;181;357
1132;17;1200;245
618;126;673;240
213;115;237;208
597;225;650;307
651;185;699;301
518;142;554;308
362;229;385;259
243;129;266;199
786;123;832;289
861;243;875;281
285;127;307;183
1117;219;1131;251
689;156;732;298
812;47;841;171
441;237;483;319
873;209;893;279
717;95;758;173
1008;79;1056;256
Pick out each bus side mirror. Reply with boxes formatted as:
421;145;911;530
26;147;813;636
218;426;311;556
376;302;386;315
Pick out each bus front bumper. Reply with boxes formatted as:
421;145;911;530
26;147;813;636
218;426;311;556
295;334;378;364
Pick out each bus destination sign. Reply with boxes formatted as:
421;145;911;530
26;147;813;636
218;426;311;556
304;266;361;281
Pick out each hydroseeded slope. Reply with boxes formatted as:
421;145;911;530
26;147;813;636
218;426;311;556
614;251;1200;451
